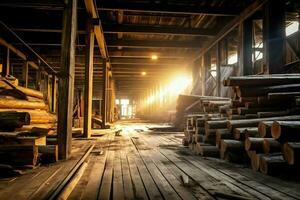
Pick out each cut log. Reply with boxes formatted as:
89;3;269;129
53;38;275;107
203;134;216;145
0;99;47;110
0;145;38;166
258;121;273;138
0;109;56;124
238;107;279;115
263;138;281;154
233;127;248;140
259;153;288;175
0;136;46;146
233;127;258;140
245;137;264;153
250;152;262;171
236;84;300;97
0;79;44;99
224;76;300;87
16;124;56;133
197;145;220;158
257;111;289;118
0;111;30;131
282;142;300;165
216;129;233;148
204;120;227;130
227;115;300;131
38;145;58;164
268;92;300;101
272;121;300;142
220;139;244;159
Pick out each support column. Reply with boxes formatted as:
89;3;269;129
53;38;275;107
51;76;57;113
22;60;28;87
263;0;286;74
57;0;77;160
83;20;94;138
202;52;211;96
101;59;108;128
216;42;221;97
1;47;9;77
238;19;253;75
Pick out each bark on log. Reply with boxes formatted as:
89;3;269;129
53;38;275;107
224;76;300;87
268;92;300;101
0;109;56;124
272;121;300;142
38;145;58;164
236;84;300;97
216;129;233;148
0;145;38;166
257;111;289;118
0;99;47;110
238;107;279;115
220;139;244;159
259;153;287;175
245;137;264;153
227;115;300;131
0;111;30;131
197;145;220;157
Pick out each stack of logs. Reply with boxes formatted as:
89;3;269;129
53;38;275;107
0;77;57;168
182;74;300;176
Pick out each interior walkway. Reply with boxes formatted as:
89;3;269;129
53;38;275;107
1;120;300;200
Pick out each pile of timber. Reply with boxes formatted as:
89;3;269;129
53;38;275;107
181;96;230;156
0;77;57;168
183;74;300;176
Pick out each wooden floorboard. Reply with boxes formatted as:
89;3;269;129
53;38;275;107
1;121;300;200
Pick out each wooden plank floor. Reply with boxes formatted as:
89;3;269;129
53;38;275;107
1;121;300;200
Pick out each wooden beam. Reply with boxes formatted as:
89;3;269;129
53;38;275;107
83;20;94;138
263;0;286;74
238;19;253;75
57;0;77;160
216;42;221;96
107;39;204;48
1;46;9;77
190;0;267;64
202;52;211;96
103;24;216;36
84;0;109;59
22;60;28;87
0;37;39;70
97;1;239;16
101;59;108;128
51;75;57;112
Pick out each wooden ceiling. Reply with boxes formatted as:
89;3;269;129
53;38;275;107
0;0;267;97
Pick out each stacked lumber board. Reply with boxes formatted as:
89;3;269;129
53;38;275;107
182;74;300;176
0;77;58;168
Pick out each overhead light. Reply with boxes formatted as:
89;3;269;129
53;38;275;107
141;71;147;76
151;55;158;60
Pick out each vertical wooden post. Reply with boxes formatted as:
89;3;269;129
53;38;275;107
83;20;94;138
1;47;9;77
57;0;77;160
263;0;286;74
202;52;211;96
101;59;107;128
238;19;253;75
22;60;28;87
51;76;57;112
216;42;221;97
36;70;41;91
